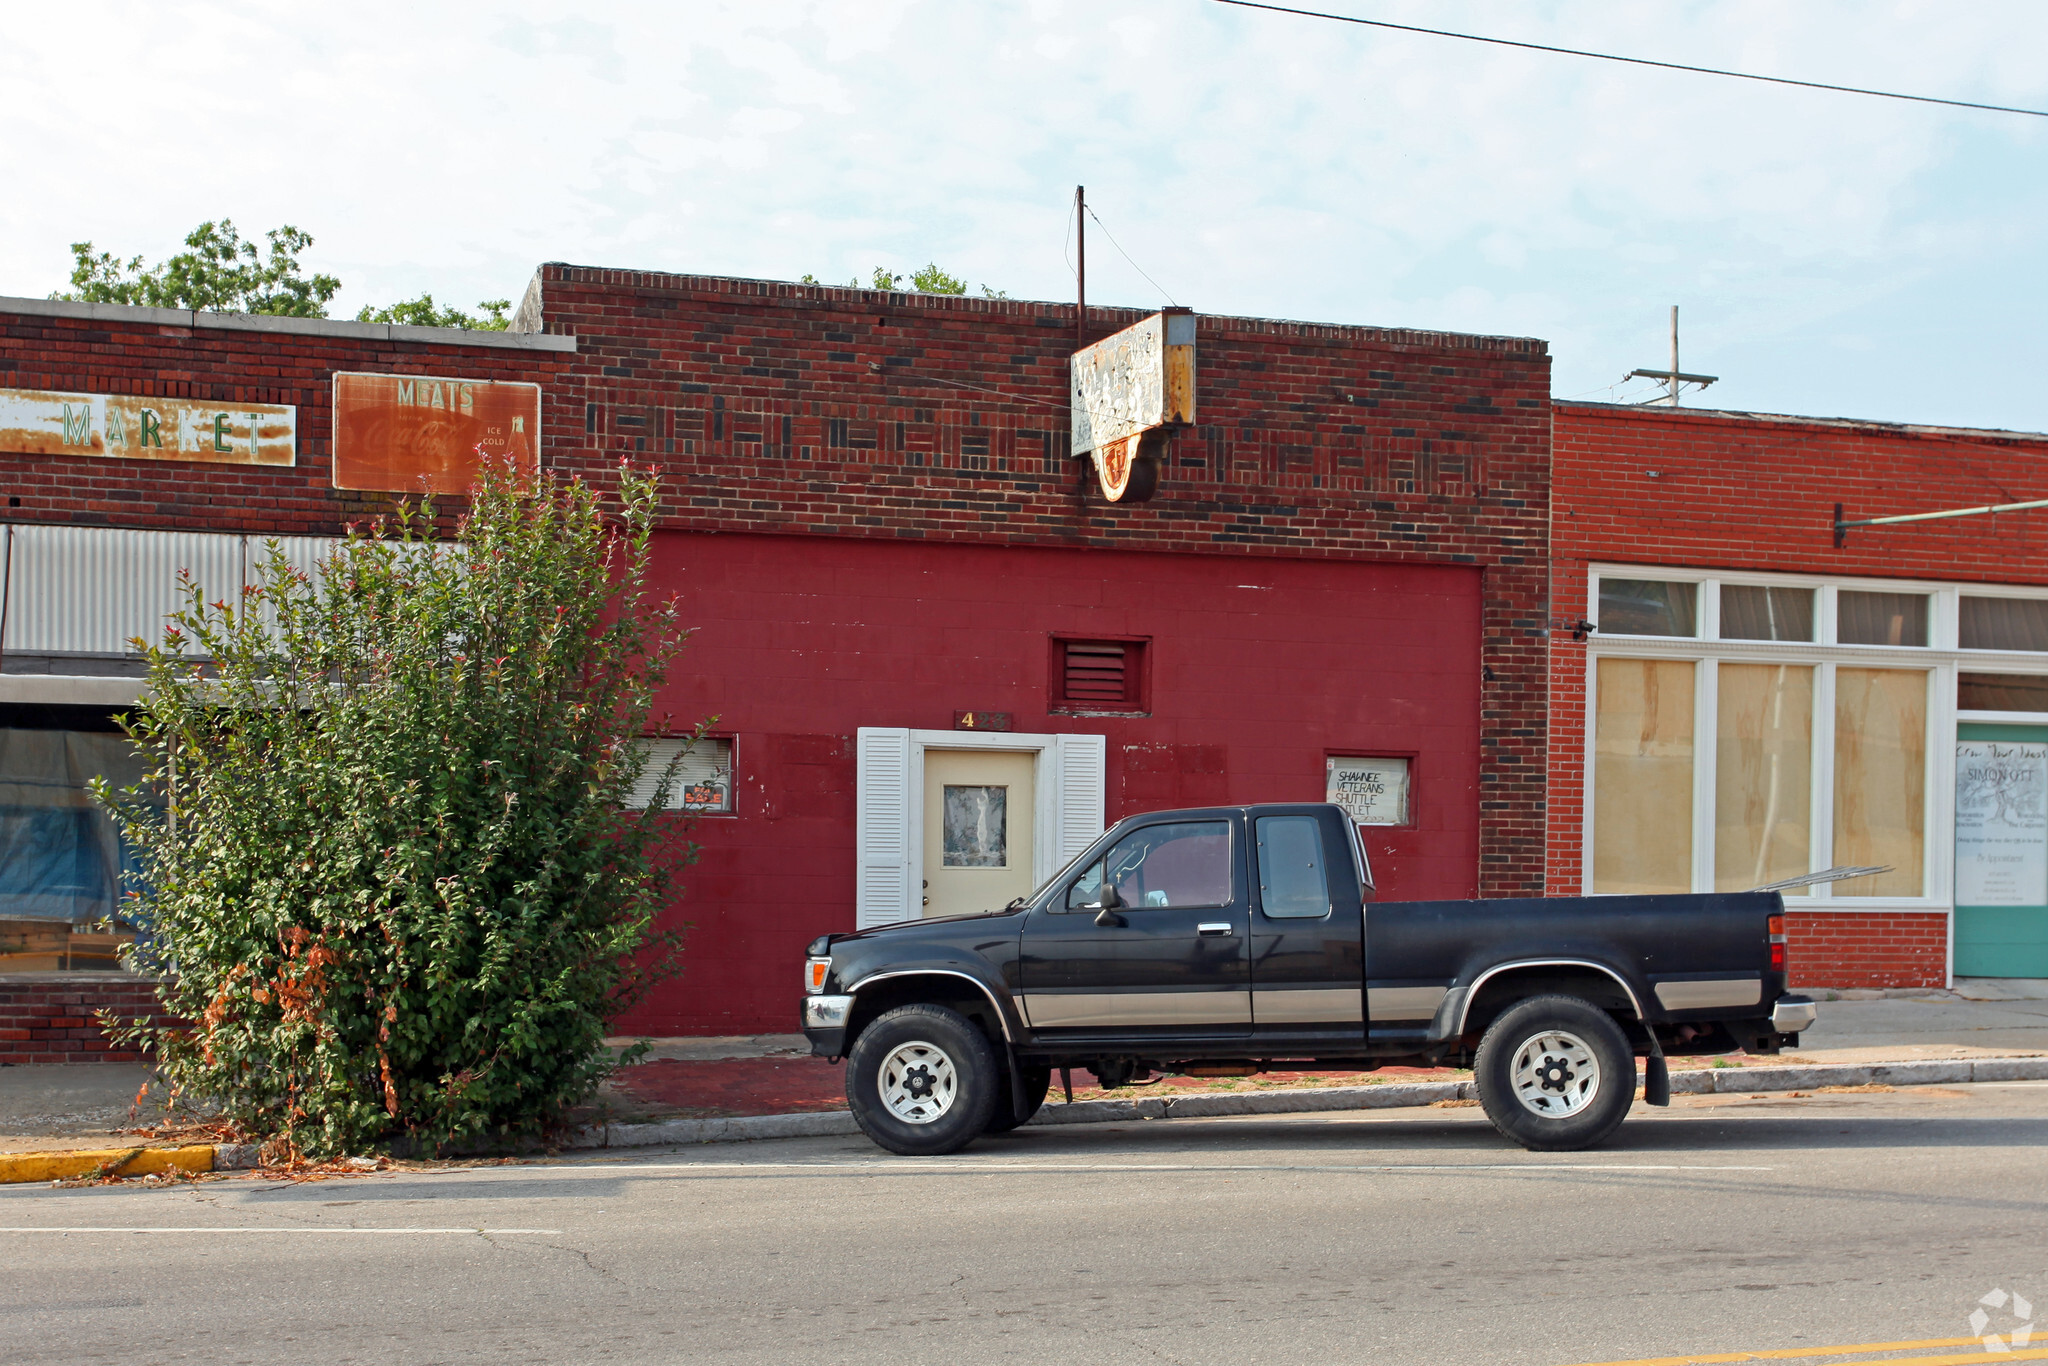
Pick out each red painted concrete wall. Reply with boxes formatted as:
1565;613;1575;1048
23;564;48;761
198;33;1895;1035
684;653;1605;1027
1549;402;2048;987
614;531;1484;1036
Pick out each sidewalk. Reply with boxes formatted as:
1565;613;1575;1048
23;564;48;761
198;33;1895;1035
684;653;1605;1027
5;985;2046;1154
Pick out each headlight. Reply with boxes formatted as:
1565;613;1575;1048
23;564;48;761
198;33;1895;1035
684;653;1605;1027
805;956;831;994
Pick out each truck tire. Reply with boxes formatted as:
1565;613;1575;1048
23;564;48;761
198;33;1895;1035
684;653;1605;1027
984;1065;1052;1134
845;1004;1001;1156
1473;994;1636;1152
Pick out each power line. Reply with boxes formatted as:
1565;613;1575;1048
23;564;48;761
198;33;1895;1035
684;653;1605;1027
1208;0;2048;119
1084;205;1179;306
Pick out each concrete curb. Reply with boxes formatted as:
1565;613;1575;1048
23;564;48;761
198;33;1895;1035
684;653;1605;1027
0;1144;224;1185
560;1055;2048;1151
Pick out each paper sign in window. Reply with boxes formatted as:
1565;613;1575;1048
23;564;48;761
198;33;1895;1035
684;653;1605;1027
1955;741;2048;907
1326;756;1409;826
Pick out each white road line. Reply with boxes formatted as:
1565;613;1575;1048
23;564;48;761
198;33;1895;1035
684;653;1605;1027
0;1227;558;1235
433;1161;1775;1178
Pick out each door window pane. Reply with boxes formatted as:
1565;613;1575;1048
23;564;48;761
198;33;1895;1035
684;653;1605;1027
1597;579;1698;637
1720;586;1814;642
1255;815;1331;918
1837;591;1928;647
1960;673;2048;712
1593;659;1695;894
1960;597;2048;652
1071;820;1232;910
1833;668;1927;896
1715;664;1812;891
942;785;1007;867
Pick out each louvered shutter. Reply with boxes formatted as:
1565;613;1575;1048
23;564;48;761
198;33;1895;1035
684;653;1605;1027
1051;732;1107;864
855;728;916;928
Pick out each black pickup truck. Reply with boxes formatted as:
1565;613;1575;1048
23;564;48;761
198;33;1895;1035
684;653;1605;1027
801;802;1816;1156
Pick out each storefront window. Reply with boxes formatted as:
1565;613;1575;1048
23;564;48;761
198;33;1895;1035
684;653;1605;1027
1596;580;1697;638
1593;658;1695;894
1960;672;2048;712
1715;664;1812;892
0;729;151;974
1833;668;1927;896
1720;586;1814;642
1960;597;2048;652
1837;591;1928;647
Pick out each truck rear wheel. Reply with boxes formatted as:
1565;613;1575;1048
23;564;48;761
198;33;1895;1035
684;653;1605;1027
1474;995;1635;1152
845;1004;1000;1156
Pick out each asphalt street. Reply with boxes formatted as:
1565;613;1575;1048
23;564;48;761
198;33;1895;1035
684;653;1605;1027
3;1083;2045;1366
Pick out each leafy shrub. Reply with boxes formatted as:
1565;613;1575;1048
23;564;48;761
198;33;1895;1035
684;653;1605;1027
96;462;697;1158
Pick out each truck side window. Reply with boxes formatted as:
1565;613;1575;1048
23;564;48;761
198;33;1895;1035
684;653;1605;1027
1256;815;1331;918
1065;821;1233;910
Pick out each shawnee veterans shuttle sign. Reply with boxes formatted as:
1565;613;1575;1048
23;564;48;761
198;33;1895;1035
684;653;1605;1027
0;386;295;465
1070;308;1196;503
331;372;541;494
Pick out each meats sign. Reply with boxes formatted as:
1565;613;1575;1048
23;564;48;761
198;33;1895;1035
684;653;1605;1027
1070;308;1195;503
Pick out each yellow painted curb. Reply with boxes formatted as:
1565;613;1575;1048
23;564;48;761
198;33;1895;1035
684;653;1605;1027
0;1145;216;1184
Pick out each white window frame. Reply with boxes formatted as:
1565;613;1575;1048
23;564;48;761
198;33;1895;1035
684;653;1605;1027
1577;565;2048;916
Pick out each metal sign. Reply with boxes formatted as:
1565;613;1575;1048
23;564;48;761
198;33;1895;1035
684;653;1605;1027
332;372;541;494
0;386;295;466
1070;309;1195;503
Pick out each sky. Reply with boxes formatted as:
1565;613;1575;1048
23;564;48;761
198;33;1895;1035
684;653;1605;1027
4;1;2045;431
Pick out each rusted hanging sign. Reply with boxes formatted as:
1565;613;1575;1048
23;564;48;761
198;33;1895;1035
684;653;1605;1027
0;386;295;466
332;372;541;494
1070;308;1195;503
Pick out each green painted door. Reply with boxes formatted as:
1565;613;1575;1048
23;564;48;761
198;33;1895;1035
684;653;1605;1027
1955;723;2048;978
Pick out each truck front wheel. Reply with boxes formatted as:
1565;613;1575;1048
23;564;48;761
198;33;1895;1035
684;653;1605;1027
845;1004;1001;1156
1474;995;1636;1152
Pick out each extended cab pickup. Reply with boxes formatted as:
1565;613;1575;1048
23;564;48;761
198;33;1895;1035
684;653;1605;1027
801;802;1816;1155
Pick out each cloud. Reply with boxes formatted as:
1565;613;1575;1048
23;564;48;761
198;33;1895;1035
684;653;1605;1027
1;0;2043;427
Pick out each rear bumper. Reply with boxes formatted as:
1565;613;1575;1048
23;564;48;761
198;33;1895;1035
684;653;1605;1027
1771;995;1817;1035
803;994;853;1059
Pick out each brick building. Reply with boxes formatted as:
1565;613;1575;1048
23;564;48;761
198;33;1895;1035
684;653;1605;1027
1551;401;2048;990
0;273;1553;1046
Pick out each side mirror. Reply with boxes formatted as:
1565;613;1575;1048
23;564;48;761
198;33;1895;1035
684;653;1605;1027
1092;884;1125;927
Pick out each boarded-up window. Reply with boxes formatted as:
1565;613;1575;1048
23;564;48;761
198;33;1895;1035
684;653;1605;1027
1832;669;1926;896
1052;638;1146;712
629;737;734;813
1715;664;1813;892
1593;658;1695;894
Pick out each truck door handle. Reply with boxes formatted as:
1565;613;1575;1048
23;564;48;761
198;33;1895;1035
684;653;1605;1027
1197;922;1233;936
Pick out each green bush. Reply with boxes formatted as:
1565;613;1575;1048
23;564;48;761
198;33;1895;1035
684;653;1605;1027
95;462;697;1158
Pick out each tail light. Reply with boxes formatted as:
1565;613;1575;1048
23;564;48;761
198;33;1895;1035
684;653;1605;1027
1768;914;1787;972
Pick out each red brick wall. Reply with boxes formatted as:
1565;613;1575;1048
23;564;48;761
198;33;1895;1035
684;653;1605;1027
0;977;173;1064
1786;912;1948;991
531;266;1555;904
0;303;574;537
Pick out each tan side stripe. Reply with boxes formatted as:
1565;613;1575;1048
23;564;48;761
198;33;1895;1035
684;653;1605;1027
1559;1336;2032;1366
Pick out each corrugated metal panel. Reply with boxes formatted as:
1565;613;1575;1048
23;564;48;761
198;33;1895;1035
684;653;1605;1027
7;526;244;655
3;527;341;657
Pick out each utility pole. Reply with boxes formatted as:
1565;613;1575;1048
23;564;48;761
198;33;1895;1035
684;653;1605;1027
1628;304;1718;406
1074;185;1086;353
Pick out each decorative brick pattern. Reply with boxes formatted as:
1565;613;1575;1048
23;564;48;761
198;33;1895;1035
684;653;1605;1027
0;977;176;1065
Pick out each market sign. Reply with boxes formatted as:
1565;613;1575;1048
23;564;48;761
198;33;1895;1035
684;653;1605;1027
1070;308;1195;503
332;372;541;494
0;386;295;466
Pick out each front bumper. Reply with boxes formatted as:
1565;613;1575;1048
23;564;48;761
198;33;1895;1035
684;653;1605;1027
1771;995;1817;1035
803;994;854;1059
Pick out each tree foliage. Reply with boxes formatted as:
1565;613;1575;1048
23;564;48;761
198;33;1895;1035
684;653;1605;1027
801;263;1007;299
355;294;513;330
58;220;343;317
96;463;698;1158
